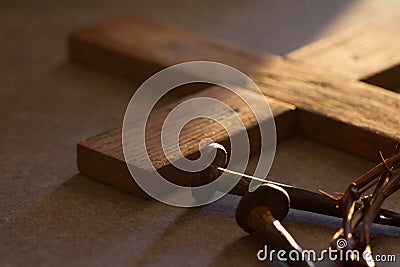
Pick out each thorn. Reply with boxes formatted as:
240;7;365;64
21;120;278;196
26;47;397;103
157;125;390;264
380;151;391;172
334;192;345;197
318;189;340;201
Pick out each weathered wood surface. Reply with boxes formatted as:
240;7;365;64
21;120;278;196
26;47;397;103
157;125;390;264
246;57;400;158
77;86;296;196
72;13;400;198
288;13;400;91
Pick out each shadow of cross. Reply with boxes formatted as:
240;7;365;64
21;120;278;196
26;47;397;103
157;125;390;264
70;12;400;198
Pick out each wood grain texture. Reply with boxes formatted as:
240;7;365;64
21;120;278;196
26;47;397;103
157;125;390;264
73;13;400;198
77;86;296;197
245;57;400;158
288;12;400;91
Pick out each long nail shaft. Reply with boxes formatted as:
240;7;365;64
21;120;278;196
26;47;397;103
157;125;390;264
217;167;400;227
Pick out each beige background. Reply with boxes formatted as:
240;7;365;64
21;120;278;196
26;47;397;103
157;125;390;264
1;1;399;266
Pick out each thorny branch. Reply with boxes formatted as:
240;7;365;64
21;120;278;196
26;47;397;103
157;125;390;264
324;144;400;266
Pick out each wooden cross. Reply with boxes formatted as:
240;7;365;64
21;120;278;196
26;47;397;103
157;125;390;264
69;13;400;199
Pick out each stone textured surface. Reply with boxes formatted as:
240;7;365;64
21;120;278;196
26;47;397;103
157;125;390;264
1;1;399;266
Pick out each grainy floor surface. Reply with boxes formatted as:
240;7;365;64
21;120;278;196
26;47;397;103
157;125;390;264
1;1;399;266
